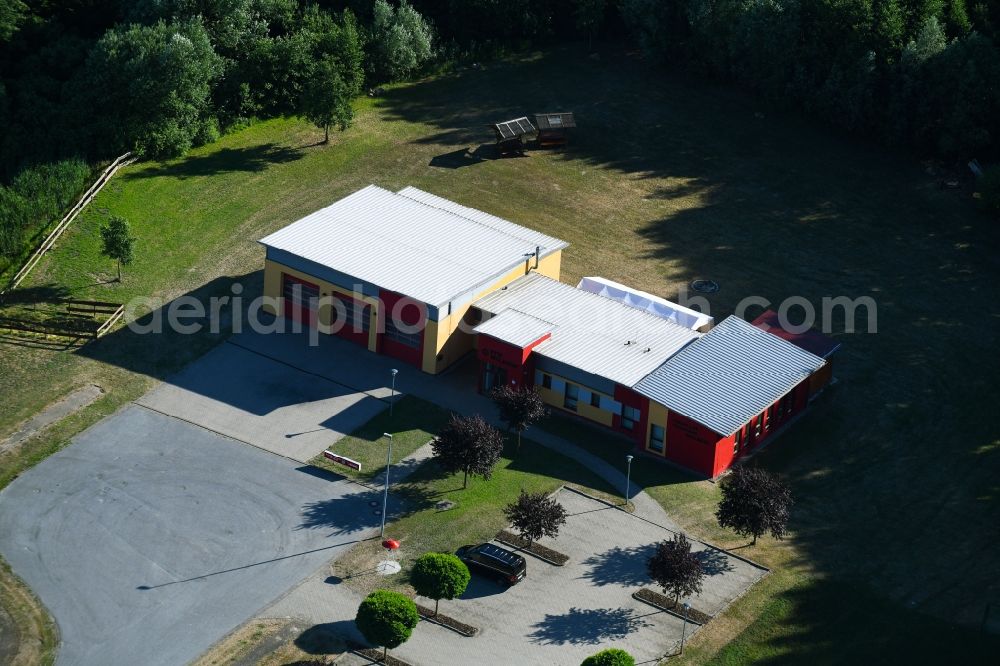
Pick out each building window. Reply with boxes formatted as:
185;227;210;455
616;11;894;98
564;383;579;411
754;415;763;437
734;427;743;454
766;405;776;430
590;392;601;409
384;317;421;348
541;374;552;390
649;424;665;452
621;405;640;430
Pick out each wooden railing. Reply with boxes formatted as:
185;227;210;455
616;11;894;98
0;299;125;340
2;152;137;295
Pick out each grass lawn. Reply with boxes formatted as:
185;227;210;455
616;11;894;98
332;432;617;601
0;44;998;662
308;396;451;483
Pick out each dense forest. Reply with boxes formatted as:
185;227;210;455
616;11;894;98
1;0;999;270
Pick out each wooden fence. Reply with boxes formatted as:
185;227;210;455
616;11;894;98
2;152;137;295
0;299;125;341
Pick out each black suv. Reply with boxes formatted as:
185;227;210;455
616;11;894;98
456;543;527;586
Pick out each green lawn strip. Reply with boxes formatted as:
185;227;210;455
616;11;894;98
335;434;616;599
308;396;451;483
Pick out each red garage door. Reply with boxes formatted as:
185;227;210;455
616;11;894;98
282;274;319;328
330;294;370;348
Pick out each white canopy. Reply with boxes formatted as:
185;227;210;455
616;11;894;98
577;276;714;332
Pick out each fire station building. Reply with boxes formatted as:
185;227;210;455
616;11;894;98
260;185;837;477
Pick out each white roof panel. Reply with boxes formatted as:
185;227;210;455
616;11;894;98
396;186;567;256
633;316;827;436
259;185;567;307
474;309;555;348
475;273;701;386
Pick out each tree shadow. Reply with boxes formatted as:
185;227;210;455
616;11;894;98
694;547;735;577
293;620;357;655
296;483;434;536
528;607;653;645
0;283;72;305
125;143;304;180
580;543;657;587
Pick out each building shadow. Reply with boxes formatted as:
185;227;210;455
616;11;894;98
580;543;657;587
125;143;304;181
528;607;652;645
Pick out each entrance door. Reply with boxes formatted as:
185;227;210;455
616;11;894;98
481;362;507;393
282;274;319;328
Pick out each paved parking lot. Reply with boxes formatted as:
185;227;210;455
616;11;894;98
137;341;389;462
0;406;386;666
265;488;767;666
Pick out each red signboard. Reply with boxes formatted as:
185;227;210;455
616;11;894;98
323;450;361;471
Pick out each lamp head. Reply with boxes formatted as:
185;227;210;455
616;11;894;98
626;455;634;463
383;432;393;440
391;368;398;377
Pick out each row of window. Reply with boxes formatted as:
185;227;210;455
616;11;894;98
384;317;422;349
733;393;799;454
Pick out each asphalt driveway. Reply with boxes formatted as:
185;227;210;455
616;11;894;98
137;341;389;463
0;405;384;666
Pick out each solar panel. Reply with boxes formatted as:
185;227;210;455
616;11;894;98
494;117;536;139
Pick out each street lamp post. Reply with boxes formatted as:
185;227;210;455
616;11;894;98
389;368;398;417
624;454;634;508
380;432;393;538
679;602;690;655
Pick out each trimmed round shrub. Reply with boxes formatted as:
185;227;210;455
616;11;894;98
410;552;471;614
581;648;636;666
355;589;419;652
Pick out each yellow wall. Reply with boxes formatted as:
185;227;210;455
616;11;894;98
535;369;615;428
266;250;562;374
263;259;380;351
646;401;669;457
421;250;563;373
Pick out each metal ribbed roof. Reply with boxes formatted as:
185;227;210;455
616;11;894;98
259;185;567;308
474;309;554;348
474;273;701;386
397;187;567;256
633;316;827;436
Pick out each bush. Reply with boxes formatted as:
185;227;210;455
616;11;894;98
410;552;471;615
978;166;1000;218
581;648;636;666
354;589;419;657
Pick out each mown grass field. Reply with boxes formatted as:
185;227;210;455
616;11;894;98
1;44;999;662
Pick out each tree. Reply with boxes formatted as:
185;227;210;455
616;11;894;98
715;466;792;545
646;533;705;605
0;0;27;42
410;552;471;616
490;385;546;452
574;0;605;50
300;57;353;143
80;19;224;157
431;414;504;488
100;215;135;281
581;648;636;666
354;589;419;661
369;0;434;83
503;490;567;546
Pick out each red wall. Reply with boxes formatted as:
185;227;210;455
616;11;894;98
378;289;425;368
704;377;813;477
612;386;649;444
664;412;721;476
476;334;549;390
